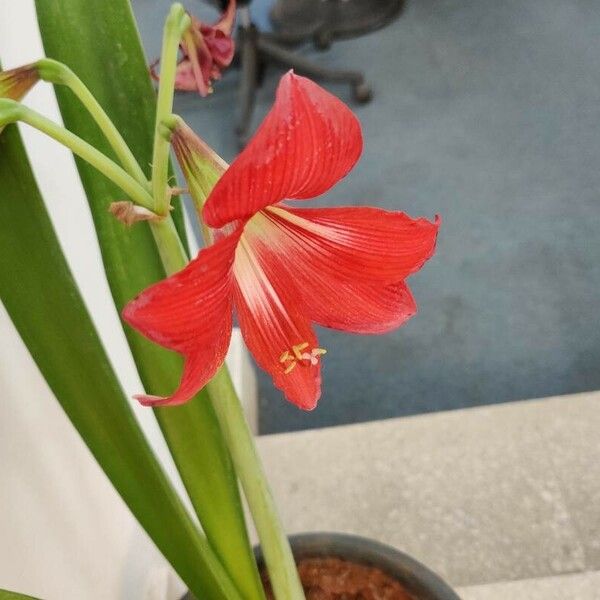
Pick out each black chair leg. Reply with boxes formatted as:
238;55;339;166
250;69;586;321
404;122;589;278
257;36;372;104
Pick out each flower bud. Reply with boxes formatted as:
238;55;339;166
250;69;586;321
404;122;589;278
165;116;228;214
151;0;236;97
0;63;39;102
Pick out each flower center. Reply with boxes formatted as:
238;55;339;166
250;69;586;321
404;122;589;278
279;343;327;374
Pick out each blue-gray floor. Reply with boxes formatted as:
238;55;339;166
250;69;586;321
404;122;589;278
133;0;600;433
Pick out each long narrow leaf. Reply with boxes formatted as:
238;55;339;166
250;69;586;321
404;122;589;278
34;2;264;598
0;590;41;600
0;122;239;599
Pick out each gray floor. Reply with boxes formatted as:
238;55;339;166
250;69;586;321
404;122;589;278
133;0;600;433
258;392;600;588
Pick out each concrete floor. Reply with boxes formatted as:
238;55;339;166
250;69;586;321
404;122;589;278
132;0;600;433
258;392;600;594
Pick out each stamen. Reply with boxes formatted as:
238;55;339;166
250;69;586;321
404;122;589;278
284;362;297;374
281;344;328;375
292;342;309;359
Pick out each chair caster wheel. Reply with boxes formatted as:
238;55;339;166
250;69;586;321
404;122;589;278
352;82;373;103
313;30;332;51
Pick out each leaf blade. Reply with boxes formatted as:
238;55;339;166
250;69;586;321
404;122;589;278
0;122;238;600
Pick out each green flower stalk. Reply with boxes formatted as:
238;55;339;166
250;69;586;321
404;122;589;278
0;99;154;211
151;3;191;216
0;58;149;187
36;58;149;188
158;115;306;600
144;13;304;595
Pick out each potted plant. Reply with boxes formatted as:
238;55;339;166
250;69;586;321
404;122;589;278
0;2;450;598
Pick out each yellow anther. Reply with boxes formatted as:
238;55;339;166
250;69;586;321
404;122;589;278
284;361;297;374
282;344;327;374
292;342;309;359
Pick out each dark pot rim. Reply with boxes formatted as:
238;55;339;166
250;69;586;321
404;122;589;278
255;531;462;600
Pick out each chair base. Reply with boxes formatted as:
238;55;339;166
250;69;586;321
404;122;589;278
235;22;372;148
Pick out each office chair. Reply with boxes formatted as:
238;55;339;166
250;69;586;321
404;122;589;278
233;0;373;147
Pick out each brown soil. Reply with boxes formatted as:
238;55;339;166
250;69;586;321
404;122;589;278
262;556;415;600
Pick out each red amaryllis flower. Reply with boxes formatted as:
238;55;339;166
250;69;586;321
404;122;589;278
123;72;439;410
151;0;236;97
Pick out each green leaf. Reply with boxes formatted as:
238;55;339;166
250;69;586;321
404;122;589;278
0;590;42;600
0;123;239;599
34;2;264;599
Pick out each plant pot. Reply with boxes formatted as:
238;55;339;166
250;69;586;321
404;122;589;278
255;532;461;600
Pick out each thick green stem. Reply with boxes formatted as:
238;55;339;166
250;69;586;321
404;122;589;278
0;99;154;210
207;370;305;600
152;4;190;215
157;111;304;597
149;216;189;275
146;190;304;600
36;58;149;188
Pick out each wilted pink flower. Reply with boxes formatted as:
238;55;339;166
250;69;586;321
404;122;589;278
151;0;236;97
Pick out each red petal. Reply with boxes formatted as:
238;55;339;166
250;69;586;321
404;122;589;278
122;232;239;406
265;205;439;282
302;280;417;334
246;207;438;333
244;206;438;333
203;72;363;228
134;350;225;407
233;235;322;410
